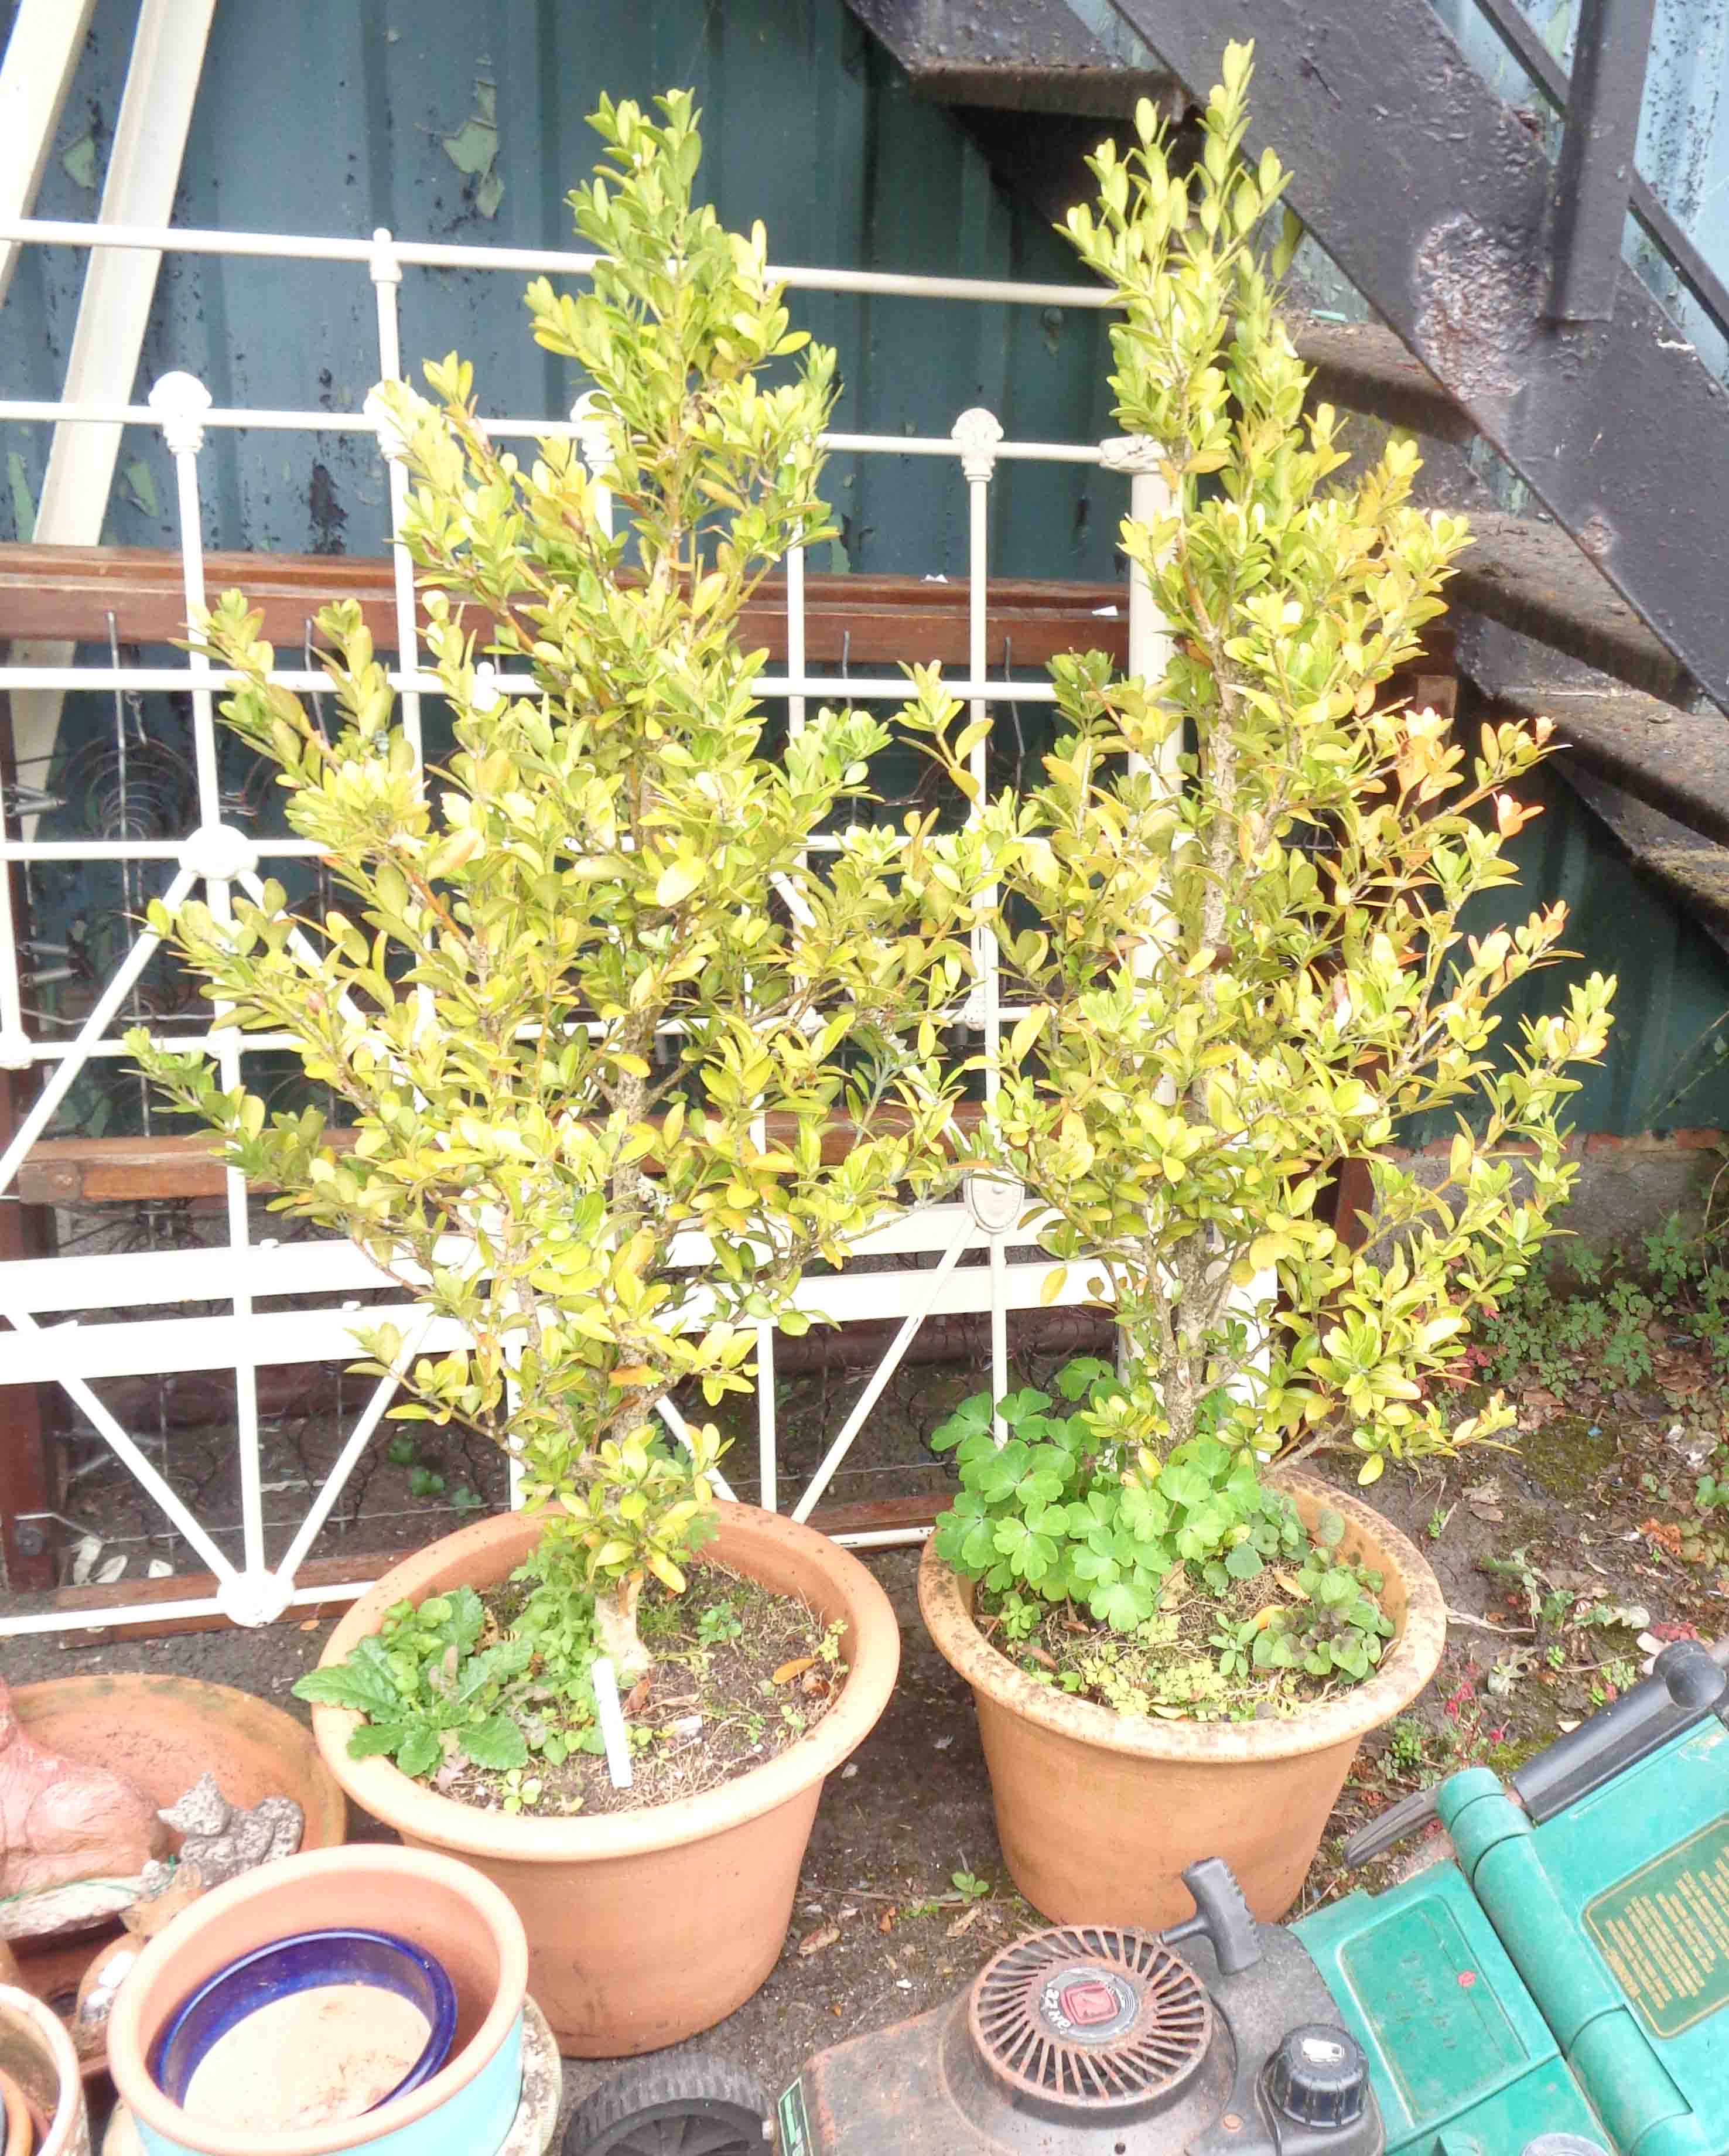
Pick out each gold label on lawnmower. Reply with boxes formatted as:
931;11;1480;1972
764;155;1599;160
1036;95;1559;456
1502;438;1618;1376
1584;1812;1729;2039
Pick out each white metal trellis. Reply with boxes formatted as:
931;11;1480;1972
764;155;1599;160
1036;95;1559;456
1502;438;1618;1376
0;214;1160;1637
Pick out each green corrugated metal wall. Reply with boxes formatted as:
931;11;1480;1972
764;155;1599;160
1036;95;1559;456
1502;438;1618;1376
0;0;1122;579
1472;763;1729;1140
3;0;1728;1136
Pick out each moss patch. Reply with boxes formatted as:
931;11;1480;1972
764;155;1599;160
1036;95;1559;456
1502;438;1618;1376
1516;1413;1618;1502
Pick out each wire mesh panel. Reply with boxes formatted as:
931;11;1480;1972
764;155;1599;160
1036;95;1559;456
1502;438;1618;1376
0;217;1149;1635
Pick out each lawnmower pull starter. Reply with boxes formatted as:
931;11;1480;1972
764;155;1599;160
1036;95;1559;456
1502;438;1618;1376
563;1636;1729;2155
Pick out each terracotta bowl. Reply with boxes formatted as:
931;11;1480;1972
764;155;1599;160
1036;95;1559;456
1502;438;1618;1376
8;1676;347;2027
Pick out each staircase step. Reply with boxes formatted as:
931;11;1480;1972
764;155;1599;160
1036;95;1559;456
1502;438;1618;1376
840;0;1177;114
1489;673;1729;851
1286;322;1684;699
1291;316;1474;445
1559;769;1729;958
1453;513;1685;704
1478;652;1729;947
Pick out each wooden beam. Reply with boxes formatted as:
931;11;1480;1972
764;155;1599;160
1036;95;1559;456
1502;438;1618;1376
0;0;100;312
0;545;1132;671
20;1548;416;1646
18;1130;324;1206
18;1101;995;1206
0;547;1463;684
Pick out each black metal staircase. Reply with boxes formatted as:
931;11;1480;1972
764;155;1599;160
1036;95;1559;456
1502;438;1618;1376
840;0;1729;946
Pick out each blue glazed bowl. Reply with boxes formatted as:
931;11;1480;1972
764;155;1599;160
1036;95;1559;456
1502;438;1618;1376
149;1929;457;2119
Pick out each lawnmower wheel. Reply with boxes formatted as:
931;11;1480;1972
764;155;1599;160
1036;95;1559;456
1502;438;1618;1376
561;2054;774;2154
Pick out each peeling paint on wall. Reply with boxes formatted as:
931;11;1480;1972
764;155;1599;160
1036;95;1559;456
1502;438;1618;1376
440;76;503;220
60;132;97;191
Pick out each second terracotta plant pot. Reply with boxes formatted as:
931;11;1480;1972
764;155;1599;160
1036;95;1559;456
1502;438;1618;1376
9;1675;348;2028
920;1468;1447;1929
310;1503;900;2056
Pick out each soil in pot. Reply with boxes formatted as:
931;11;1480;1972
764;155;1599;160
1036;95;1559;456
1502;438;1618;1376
443;1561;848;1819
972;1503;1395;1722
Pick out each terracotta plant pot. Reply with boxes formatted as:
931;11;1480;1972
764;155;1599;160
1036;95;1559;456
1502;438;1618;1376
0;1984;90;2156
310;1503;900;2057
920;1468;1447;1929
106;1847;528;2156
9;1677;347;2025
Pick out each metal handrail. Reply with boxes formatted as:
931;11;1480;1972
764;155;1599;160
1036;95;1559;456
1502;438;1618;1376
1470;0;1729;344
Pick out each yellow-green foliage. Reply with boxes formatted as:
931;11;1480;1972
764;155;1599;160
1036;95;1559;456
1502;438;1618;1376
931;44;1616;1487
129;92;1000;1673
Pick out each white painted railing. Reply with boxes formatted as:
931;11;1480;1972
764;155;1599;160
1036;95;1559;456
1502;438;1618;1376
0;215;1158;1635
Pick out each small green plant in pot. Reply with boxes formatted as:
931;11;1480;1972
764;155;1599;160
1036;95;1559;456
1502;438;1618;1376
915;45;1615;1926
930;1363;1396;1715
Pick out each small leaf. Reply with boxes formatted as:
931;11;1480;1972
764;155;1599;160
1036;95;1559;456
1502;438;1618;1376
462;1713;530;1770
1009;1005;1048;1065
395;1725;443;1779
61;132;97;191
294;1637;406;1718
1357;1456;1386;1486
348;1720;412;1760
773;1656;817;1686
655;861;702;906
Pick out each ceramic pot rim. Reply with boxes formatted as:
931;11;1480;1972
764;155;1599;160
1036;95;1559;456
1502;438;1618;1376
106;1847;527;2156
146;1929;459;2113
919;1467;1447;1763
310;1502;901;1862
9;1674;348;1850
0;1985;81;2156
